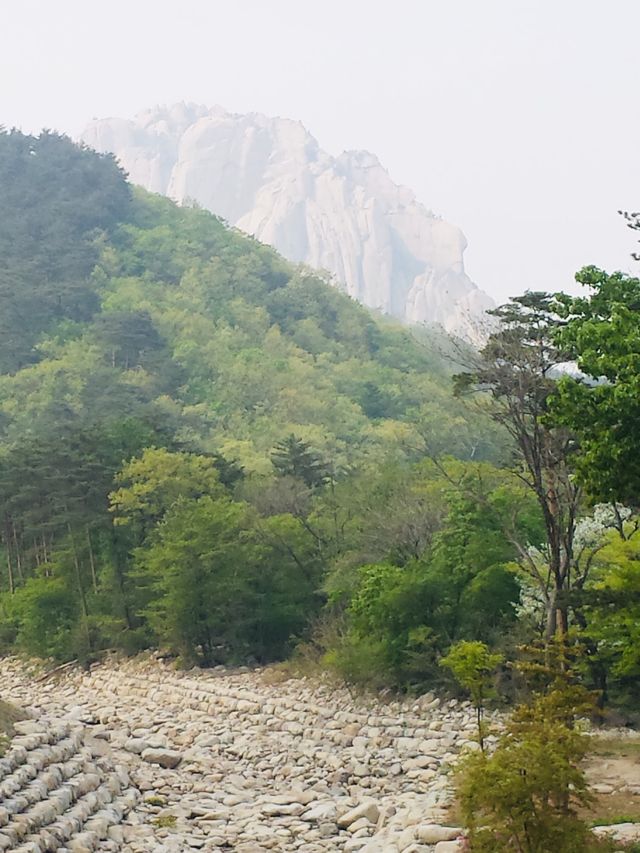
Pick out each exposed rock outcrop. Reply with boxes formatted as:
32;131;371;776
82;103;494;342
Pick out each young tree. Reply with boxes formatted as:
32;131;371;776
579;524;640;701
136;496;320;664
455;294;581;641
457;705;598;853
137;495;255;664
440;640;503;751
271;434;328;488
109;448;224;532
455;646;603;853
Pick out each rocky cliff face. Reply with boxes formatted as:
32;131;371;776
82;103;493;340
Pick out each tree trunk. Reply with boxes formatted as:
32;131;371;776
3;518;15;594
86;526;98;593
5;546;14;594
11;522;24;583
66;519;91;651
556;603;569;640
110;530;133;631
545;590;557;642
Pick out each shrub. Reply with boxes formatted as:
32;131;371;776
323;635;396;690
455;676;610;853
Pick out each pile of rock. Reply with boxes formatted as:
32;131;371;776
7;656;638;852
0;716;138;852
1;656;476;851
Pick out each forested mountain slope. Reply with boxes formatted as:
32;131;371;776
0;130;504;665
0;130;500;470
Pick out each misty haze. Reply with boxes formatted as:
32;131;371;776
0;3;639;852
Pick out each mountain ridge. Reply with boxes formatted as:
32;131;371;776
81;102;494;341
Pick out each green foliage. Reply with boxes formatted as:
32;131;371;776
551;266;640;506
0;129;130;372
323;633;401;691
109;448;224;529
456;291;582;643
456;656;603;853
270;434;328;488
325;464;528;690
578;526;640;704
0;134;508;666
440;640;503;748
136;496;319;664
135;496;254;663
0;126;636;734
457;718;598;852
6;577;77;659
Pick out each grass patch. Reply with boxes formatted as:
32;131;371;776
261;653;327;684
590;815;640;827
153;815;177;829
590;737;640;759
585;793;640;828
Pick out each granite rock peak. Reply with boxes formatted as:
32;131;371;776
82;103;493;340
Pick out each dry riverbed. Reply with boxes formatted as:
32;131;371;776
0;654;638;852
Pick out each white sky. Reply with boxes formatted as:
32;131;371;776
2;0;639;302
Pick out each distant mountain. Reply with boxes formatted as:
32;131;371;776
82;103;493;341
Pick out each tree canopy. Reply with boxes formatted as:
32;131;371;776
551;266;640;506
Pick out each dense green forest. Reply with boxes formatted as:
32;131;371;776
0;130;638;730
0;130;503;662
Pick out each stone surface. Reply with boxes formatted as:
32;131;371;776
140;747;182;769
0;655;476;851
338;801;380;828
81;103;494;342
416;824;463;843
592;783;615;794
2;654;637;852
592;822;640;843
0;708;138;852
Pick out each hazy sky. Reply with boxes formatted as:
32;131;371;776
2;0;639;302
